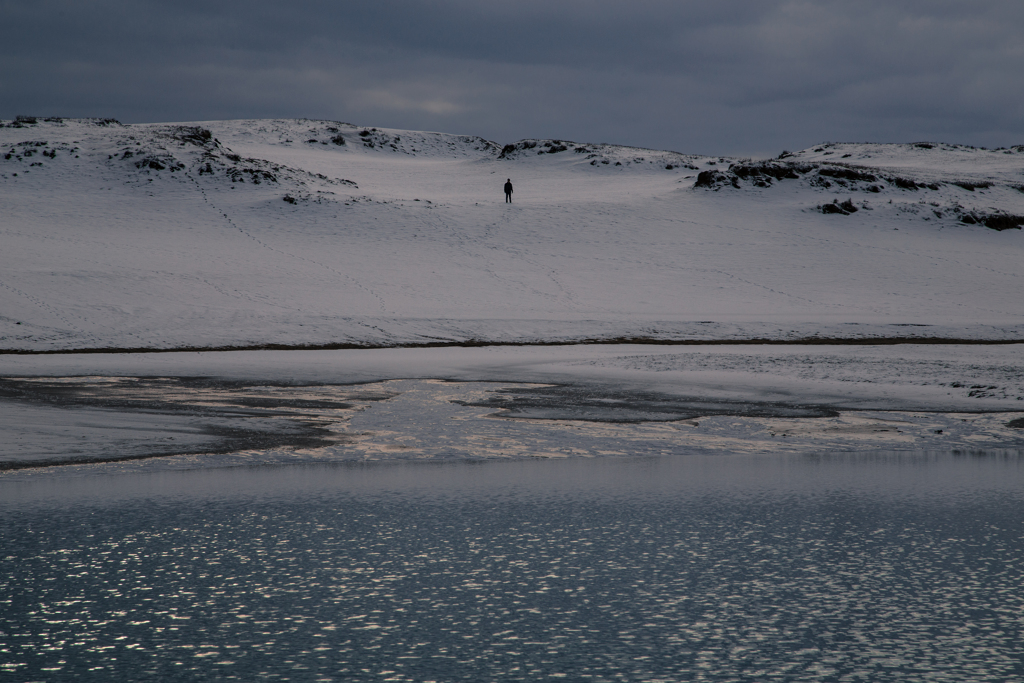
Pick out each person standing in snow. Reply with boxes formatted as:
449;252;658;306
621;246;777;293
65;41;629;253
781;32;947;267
504;179;513;203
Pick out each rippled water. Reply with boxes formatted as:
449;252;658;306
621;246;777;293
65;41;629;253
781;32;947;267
2;453;1022;681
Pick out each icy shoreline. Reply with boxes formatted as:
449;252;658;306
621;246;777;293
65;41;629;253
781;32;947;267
2;332;1024;356
2;344;1022;472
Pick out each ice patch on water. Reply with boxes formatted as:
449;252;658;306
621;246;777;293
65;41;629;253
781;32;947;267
2;376;1021;477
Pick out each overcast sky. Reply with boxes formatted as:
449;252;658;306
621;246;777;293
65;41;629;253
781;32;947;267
3;0;1022;156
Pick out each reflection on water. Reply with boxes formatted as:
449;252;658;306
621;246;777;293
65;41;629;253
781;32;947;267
2;453;1022;681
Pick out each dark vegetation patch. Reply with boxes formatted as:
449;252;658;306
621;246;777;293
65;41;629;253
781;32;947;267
818;167;877;182
886;176;940;191
3;115;69;128
358;128;381;149
914;142;935;149
960;212;1024;231
1007;418;1024;429
952;181;993;191
194;150;288;185
134;155;184;172
693;156;949;196
331;134;346;146
356;128;405;152
12;139;83;162
498;139;586;159
171;126;214;147
731;161;809;185
820;199;859;215
228;166;277;184
694;169;737;189
498;140;538;159
695;161;815;189
283;194;296;204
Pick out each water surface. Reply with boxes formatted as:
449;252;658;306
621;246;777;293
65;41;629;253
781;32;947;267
2;452;1022;681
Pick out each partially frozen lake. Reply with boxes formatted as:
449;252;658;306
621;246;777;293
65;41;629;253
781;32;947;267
2;345;1023;680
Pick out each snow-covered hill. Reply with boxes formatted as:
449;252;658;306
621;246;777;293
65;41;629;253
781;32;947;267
2;117;1023;351
696;141;1024;229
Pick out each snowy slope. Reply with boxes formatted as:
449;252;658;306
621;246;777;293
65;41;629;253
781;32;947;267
2;117;1023;351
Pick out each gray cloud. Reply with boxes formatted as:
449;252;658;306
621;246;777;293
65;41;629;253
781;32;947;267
2;0;1022;155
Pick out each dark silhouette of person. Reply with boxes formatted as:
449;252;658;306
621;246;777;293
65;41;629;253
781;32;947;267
504;179;513;203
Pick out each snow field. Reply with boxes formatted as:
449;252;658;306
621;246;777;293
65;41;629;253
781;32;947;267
2;118;1023;351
